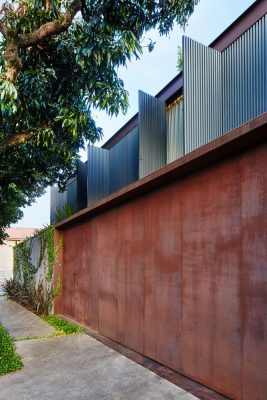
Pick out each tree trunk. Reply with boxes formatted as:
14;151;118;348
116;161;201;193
5;39;22;83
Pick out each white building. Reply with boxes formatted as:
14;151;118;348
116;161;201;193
0;228;35;291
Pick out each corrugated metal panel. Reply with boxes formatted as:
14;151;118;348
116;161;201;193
183;16;267;153
222;15;267;132
109;126;139;194
87;146;109;206
50;161;87;222
167;98;184;163
77;160;87;210
66;178;78;212
66;161;87;213
139;90;167;178
50;187;67;223
183;36;223;154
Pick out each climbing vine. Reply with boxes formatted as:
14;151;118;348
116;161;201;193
12;225;63;315
13;239;34;287
37;225;63;283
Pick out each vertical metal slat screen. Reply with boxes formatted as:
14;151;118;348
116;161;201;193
183;36;223;154
222;15;267;133
183;15;267;154
109;126;139;194
87;146;109;206
139;90;167;178
66;161;87;213
167;99;184;163
77;161;87;210
50;187;67;223
66;178;78;212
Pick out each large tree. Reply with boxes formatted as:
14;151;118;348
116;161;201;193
0;0;198;240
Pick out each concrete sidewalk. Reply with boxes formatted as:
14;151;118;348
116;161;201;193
0;297;55;338
0;297;200;400
0;334;200;400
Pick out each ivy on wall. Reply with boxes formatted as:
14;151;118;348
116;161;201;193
11;225;63;315
13;240;35;286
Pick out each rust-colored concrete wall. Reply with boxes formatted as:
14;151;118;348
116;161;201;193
57;142;267;400
53;229;64;314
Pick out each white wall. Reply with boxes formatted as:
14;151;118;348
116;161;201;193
0;240;17;291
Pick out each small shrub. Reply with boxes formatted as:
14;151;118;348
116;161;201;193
0;324;22;375
12;225;63;316
1;279;48;316
43;315;84;334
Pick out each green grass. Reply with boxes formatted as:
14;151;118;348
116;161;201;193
0;324;22;375
42;315;84;334
15;332;65;342
0;315;82;376
15;316;84;342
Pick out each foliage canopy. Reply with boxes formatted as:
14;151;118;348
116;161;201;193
0;0;198;240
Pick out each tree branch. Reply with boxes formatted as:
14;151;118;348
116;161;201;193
0;129;41;151
18;0;82;48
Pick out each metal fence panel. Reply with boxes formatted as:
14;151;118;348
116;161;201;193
222;15;267;132
50;161;87;222
77;160;87;210
167;99;184;163
109;126;139;194
66;178;78;212
51;16;267;219
66;161;87;213
87;146;109;206
139;90;167;178
50;187;67;223
183;36;223;154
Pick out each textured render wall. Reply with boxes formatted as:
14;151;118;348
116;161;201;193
29;235;49;293
14;234;57;313
58;141;267;400
14;235;48;292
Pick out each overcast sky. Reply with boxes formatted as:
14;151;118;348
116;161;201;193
14;0;255;228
